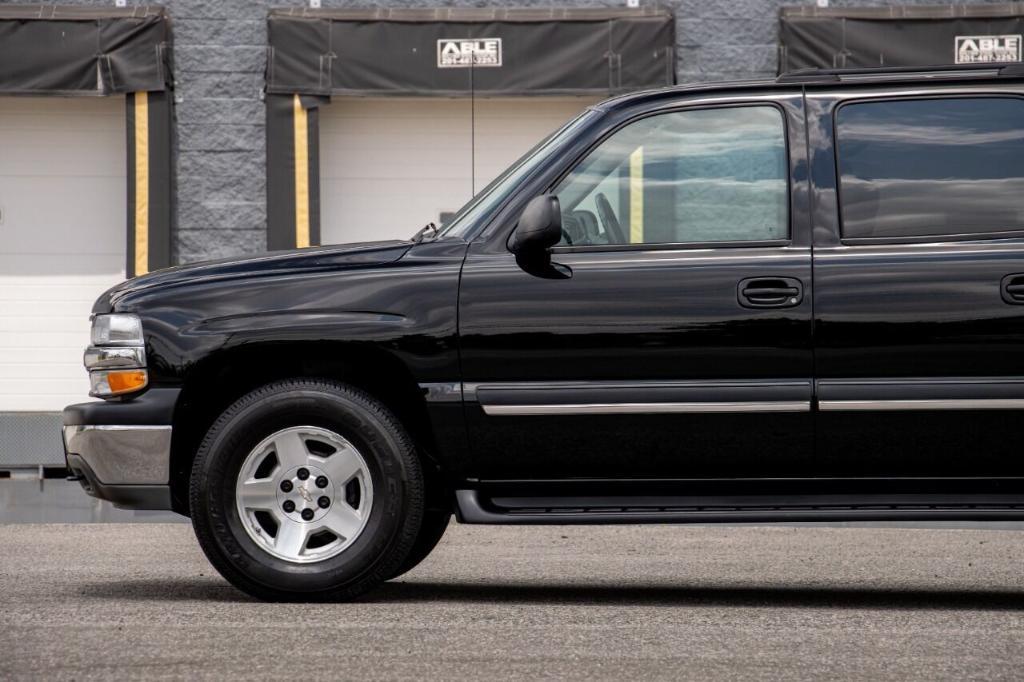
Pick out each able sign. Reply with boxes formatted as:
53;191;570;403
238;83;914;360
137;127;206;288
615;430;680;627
955;35;1022;63
437;38;503;68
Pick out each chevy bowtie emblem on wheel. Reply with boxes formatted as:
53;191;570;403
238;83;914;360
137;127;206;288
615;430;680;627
437;38;502;68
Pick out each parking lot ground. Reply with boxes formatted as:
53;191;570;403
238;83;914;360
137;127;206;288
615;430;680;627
2;522;1024;680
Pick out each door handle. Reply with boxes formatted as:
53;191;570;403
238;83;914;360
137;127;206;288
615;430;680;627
1002;274;1024;304
738;277;803;309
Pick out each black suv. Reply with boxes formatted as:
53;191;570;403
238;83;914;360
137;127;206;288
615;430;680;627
64;64;1024;601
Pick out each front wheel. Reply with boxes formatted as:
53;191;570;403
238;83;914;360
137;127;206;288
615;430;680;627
189;379;425;601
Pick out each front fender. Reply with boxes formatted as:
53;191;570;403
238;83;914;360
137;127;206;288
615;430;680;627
119;239;468;388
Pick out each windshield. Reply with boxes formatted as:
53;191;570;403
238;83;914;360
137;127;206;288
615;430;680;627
436;108;600;239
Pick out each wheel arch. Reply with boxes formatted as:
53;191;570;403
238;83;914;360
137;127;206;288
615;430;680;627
168;340;445;516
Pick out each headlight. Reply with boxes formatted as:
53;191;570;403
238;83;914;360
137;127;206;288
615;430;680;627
84;346;146;370
90;314;144;346
86;314;147;398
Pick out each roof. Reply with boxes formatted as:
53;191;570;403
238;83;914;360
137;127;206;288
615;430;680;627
597;63;1024;112
776;62;1024;84
595;78;777;111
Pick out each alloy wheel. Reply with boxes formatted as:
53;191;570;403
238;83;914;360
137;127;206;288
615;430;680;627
234;426;373;563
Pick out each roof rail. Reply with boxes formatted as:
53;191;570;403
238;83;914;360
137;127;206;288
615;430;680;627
777;62;1024;84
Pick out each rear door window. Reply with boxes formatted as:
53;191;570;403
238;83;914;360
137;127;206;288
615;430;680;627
836;97;1024;240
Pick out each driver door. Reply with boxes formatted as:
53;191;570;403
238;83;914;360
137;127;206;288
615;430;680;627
457;99;814;482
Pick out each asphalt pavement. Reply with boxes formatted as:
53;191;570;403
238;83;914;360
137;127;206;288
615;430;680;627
2;522;1024;680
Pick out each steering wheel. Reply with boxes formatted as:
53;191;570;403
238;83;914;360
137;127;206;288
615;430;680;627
595;193;626;244
560;213;582;246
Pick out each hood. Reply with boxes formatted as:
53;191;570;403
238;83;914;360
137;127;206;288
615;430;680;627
95;240;413;313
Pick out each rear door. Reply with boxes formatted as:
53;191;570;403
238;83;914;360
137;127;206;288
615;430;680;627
809;87;1024;479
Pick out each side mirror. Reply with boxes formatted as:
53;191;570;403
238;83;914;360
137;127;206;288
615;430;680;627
509;194;562;255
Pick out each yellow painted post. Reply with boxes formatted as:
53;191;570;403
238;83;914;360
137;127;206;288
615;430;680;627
134;92;149;275
629;146;644;243
293;95;310;248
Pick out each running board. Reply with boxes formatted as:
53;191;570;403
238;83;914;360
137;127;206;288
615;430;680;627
455;489;1024;524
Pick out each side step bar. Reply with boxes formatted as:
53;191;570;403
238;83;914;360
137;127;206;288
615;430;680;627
455;489;1024;525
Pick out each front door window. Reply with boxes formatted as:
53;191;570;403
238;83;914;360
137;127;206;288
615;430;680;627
554;106;789;247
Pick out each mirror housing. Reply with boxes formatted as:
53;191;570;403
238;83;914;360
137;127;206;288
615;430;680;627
509;194;562;255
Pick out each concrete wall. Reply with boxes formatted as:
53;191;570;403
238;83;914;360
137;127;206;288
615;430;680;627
0;0;1010;264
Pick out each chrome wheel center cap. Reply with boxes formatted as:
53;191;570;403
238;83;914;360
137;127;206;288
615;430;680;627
276;465;334;523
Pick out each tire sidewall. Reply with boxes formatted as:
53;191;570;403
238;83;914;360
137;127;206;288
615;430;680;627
192;382;421;596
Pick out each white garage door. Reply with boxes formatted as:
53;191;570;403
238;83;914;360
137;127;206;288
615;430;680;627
0;97;126;412
319;97;599;245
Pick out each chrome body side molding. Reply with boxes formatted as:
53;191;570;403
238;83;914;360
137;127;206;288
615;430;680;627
468;379;813;416
817;377;1024;411
819;398;1024;411
434;378;1024;413
482;401;811;416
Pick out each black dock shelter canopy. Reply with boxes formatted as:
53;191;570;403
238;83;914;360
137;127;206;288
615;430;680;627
266;7;676;97
0;4;173;276
780;3;1024;72
0;4;171;95
265;7;675;252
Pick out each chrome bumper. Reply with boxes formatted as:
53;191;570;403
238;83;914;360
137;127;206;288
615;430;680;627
62;424;172;485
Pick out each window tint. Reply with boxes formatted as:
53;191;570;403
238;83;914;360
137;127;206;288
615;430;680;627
553;106;788;247
836;97;1024;240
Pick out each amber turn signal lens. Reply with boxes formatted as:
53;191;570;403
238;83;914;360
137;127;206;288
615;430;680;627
106;370;148;394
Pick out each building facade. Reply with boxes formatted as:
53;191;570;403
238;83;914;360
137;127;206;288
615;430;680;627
0;0;1016;466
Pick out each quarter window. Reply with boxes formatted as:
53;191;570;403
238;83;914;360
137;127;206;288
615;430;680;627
553;106;789;247
836;97;1024;240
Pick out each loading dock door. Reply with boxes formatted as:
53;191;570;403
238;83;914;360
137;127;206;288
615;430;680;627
0;97;127;412
319;96;598;244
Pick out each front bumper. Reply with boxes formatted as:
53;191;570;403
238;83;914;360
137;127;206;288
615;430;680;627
62;388;179;510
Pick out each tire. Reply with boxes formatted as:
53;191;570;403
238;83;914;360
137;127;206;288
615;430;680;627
387;508;450;580
189;378;424;601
